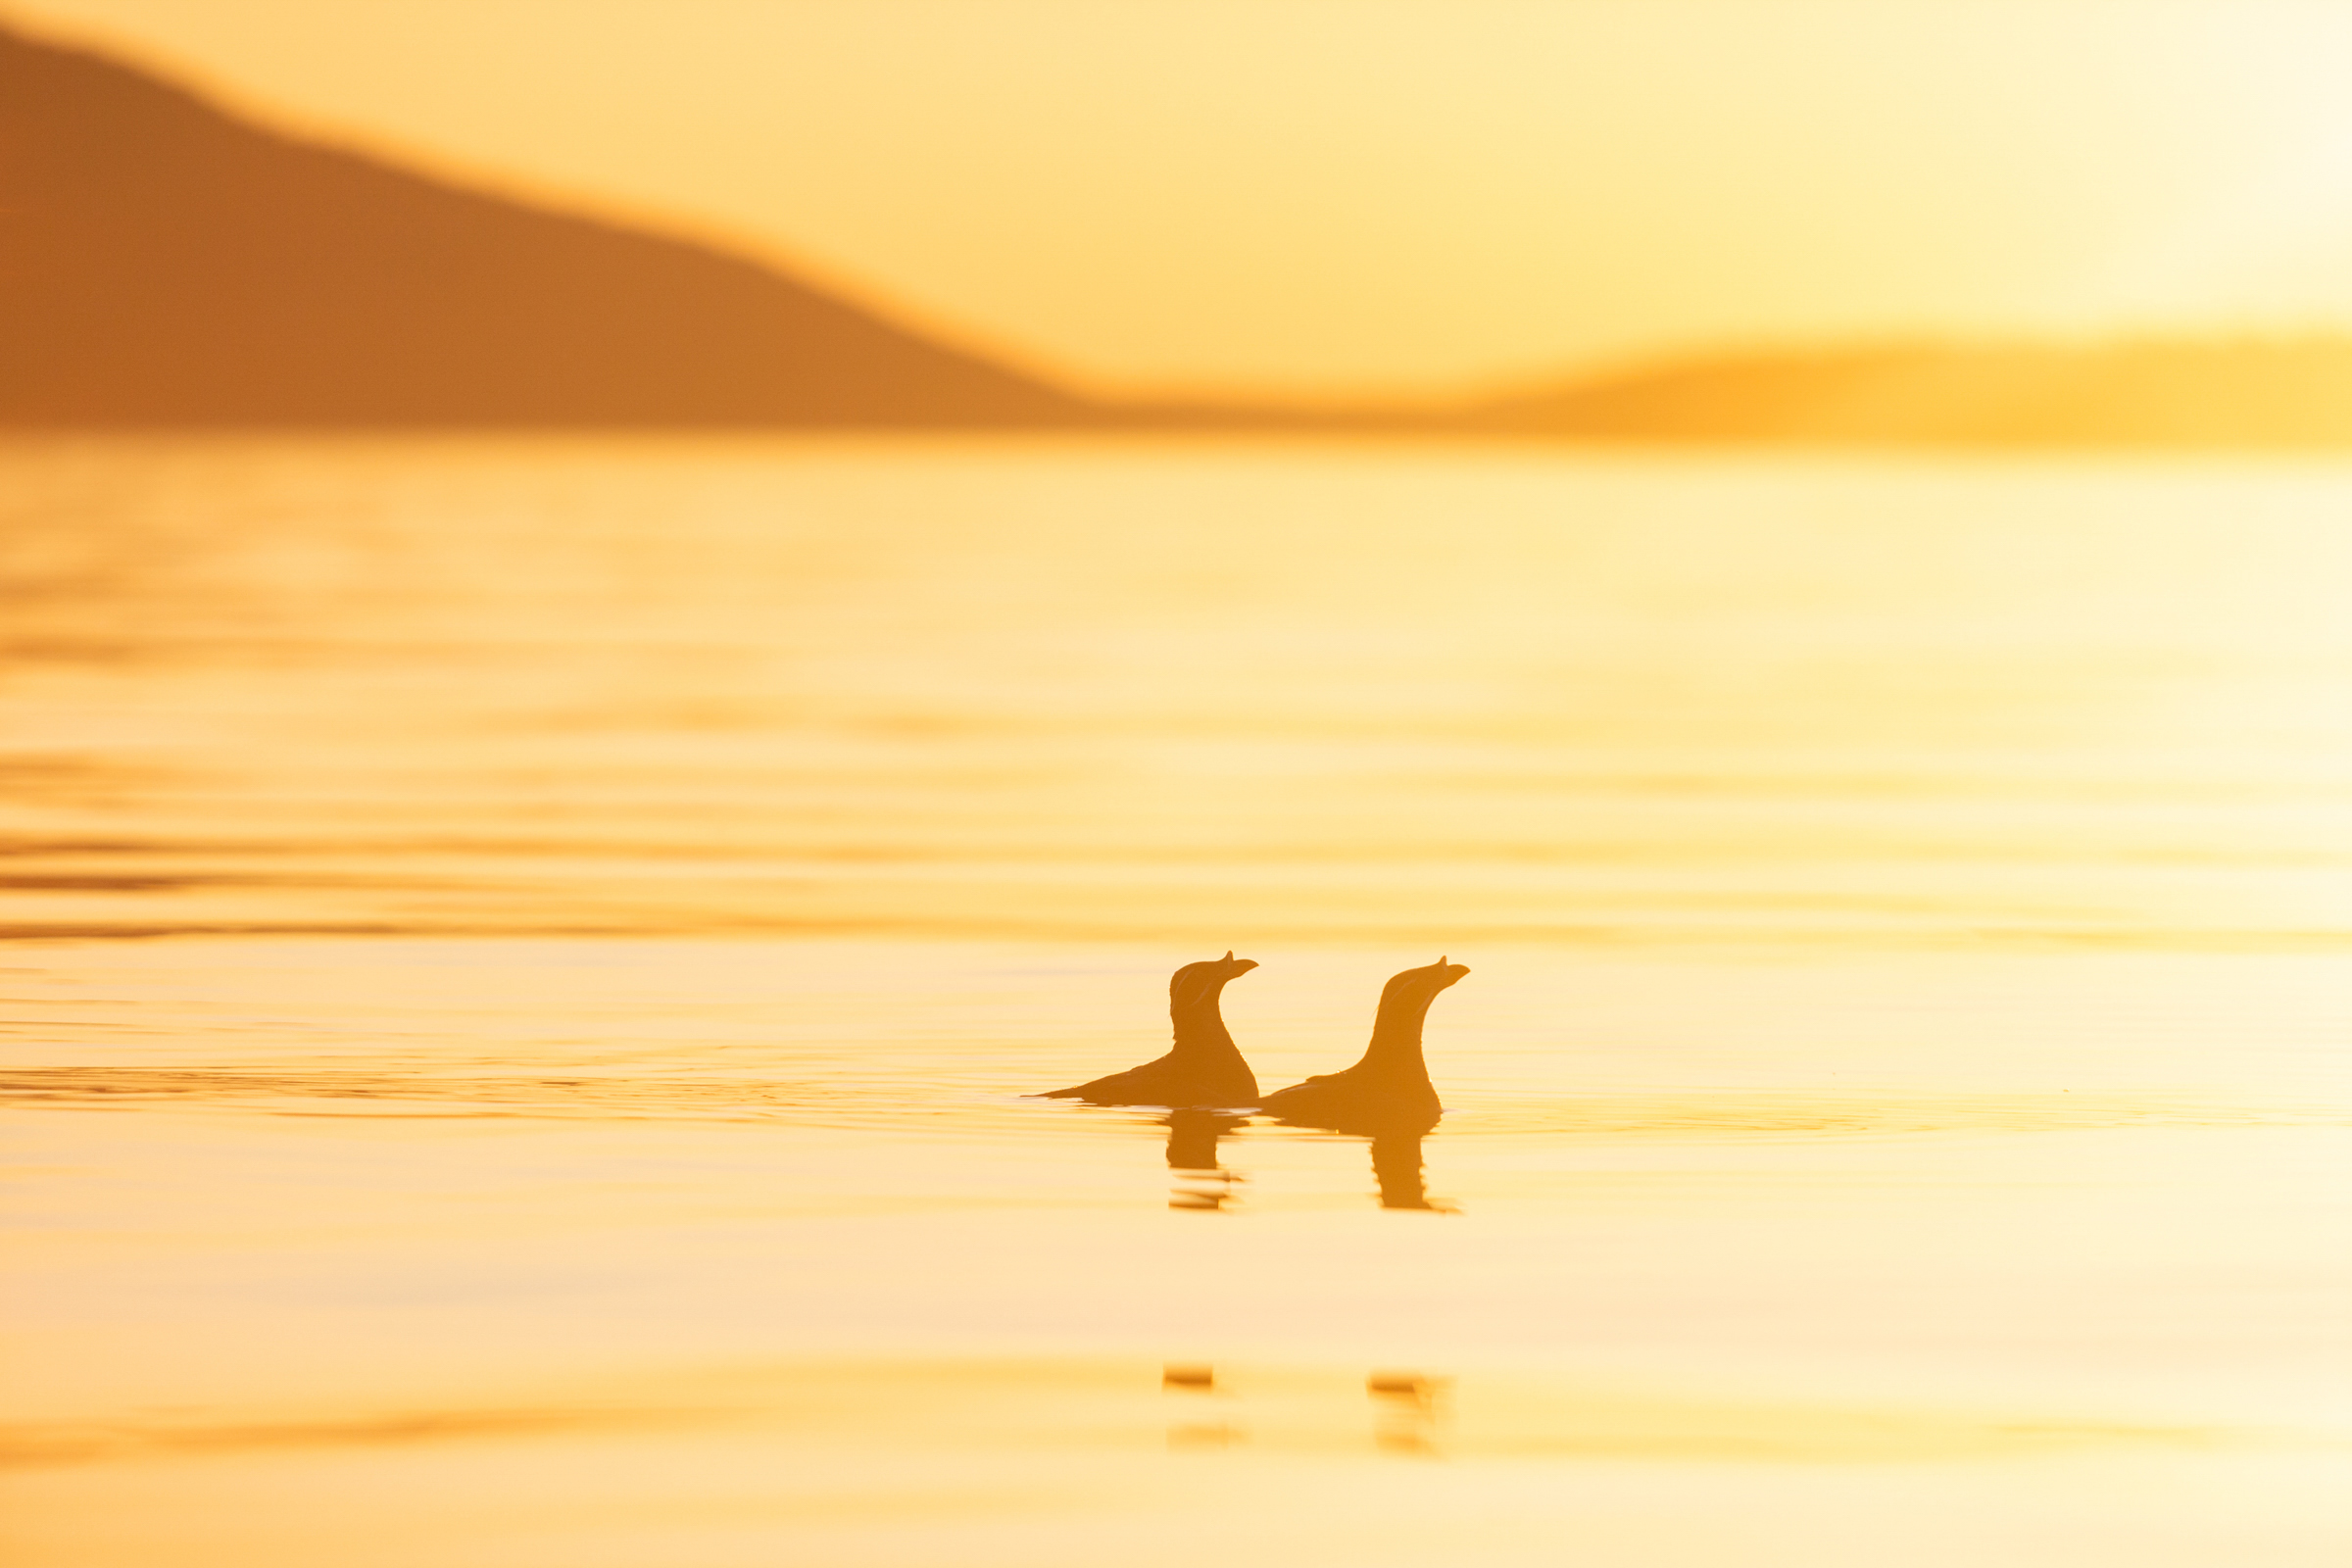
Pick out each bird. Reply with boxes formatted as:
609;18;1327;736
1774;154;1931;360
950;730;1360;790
1037;952;1261;1107
1253;957;1468;1134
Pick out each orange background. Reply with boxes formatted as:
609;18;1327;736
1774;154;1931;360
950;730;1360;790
16;0;2352;402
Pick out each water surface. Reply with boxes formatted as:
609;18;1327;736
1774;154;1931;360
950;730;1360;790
4;439;2350;1565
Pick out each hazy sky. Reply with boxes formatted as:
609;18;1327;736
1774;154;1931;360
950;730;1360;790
18;0;2352;399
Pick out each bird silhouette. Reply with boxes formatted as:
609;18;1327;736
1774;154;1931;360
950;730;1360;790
1254;957;1468;1133
1037;953;1261;1107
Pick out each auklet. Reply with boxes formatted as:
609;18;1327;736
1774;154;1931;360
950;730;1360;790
1254;957;1468;1133
1037;952;1261;1107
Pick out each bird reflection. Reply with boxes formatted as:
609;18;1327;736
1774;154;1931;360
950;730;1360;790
1163;1363;1242;1448
1164;1108;1244;1210
1155;1108;1449;1212
1368;1371;1447;1455
1367;1124;1452;1212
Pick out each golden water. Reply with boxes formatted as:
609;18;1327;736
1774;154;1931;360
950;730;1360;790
4;437;2350;1564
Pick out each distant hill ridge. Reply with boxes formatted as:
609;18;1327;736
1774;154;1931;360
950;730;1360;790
8;22;2352;444
0;24;1096;426
1467;340;2352;448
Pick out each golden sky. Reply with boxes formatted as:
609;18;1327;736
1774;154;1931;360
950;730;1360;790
18;0;2352;400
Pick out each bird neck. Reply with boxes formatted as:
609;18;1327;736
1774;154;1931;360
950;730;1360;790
1357;997;1436;1083
1170;994;1244;1062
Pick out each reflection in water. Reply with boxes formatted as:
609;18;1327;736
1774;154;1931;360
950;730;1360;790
12;446;2352;958
1163;1109;1245;1210
16;450;2352;1563
1162;1362;1242;1449
1367;1126;1453;1212
1133;1105;1451;1213
1369;1372;1446;1456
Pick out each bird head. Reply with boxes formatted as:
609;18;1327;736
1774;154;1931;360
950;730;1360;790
1379;956;1471;1011
1170;951;1259;1011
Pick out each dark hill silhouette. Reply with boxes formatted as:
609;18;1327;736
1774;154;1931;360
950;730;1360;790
12;24;2352;444
1463;340;2352;448
0;24;1094;426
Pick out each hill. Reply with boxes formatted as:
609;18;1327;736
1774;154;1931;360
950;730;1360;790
0;24;1094;427
11;23;2352;444
1464;340;2352;448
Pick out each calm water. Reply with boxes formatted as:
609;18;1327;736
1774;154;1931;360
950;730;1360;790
4;438;2351;1565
